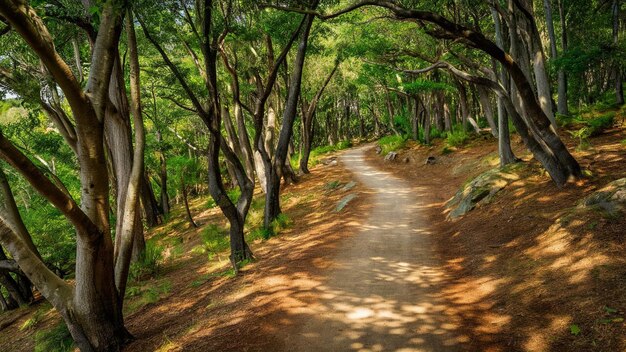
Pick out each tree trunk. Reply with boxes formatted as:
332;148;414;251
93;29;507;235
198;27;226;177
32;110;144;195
234;102;255;179
545;0;568;116
0;2;134;350
299;111;314;174
477;86;498;136
614;0;625;105
181;177;197;228
140;172;161;227
517;0;557;127
265;8;317;228
156;131;170;216
424;94;432;144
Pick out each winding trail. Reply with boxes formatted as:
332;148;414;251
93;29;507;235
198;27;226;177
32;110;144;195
285;146;463;351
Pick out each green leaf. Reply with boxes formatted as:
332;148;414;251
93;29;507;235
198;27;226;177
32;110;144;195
570;324;581;336
604;306;618;314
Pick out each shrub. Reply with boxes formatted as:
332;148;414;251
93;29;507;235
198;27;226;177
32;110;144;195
446;129;470;147
587;112;615;136
335;140;353;150
378;135;407;154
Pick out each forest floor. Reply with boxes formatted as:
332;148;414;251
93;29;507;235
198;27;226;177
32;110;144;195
1;119;625;352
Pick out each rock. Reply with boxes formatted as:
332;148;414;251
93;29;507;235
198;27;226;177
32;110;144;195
425;156;436;165
580;178;626;216
342;181;357;191
384;152;398;161
324;180;342;191
335;194;357;212
322;157;337;165
329;160;338;166
403;157;410;163
375;146;382;154
446;168;520;219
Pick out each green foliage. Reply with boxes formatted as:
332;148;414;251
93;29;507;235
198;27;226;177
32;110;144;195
129;240;163;281
377;135;407;154
566;110;615;149
250;214;292;241
303;140;353;168
446;128;470;147
401;80;451;94
196;225;229;259
568;127;593;150
570;324;582;336
34;322;74;352
249;227;274;241
587;112;615;135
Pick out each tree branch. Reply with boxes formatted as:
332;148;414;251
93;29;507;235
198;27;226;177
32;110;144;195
0;131;102;242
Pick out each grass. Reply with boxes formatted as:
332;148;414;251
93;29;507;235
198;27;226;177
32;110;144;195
192;224;229;260
378;135;407;154
248;213;293;241
34;322;74;352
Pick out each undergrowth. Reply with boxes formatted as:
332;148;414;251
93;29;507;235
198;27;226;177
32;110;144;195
446;128;470;147
563;111;616;149
191;225;229;260
378;135;407;154
34;322;73;352
129;240;163;281
290;140;353;170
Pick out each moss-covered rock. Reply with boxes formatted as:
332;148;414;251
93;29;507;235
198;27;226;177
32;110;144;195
580;178;626;216
446;167;520;219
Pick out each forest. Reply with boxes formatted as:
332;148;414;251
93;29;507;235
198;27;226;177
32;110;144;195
0;0;625;351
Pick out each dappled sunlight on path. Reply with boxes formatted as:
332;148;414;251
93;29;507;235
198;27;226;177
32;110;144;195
282;146;466;351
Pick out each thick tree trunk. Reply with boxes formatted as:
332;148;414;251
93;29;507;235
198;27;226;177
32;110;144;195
0;2;134;350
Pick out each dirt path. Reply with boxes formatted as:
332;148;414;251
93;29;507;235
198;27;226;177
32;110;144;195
282;146;463;351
